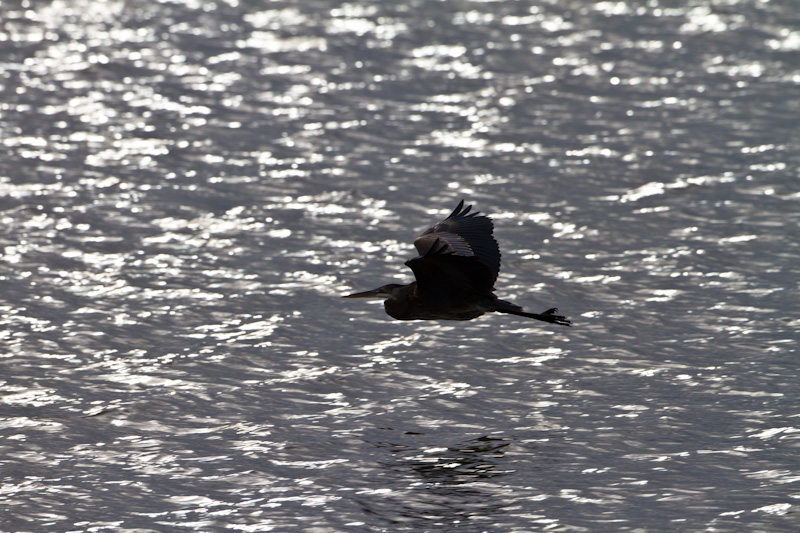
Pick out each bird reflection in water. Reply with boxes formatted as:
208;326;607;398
343;200;571;326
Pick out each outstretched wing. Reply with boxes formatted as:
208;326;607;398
406;252;495;296
406;200;501;295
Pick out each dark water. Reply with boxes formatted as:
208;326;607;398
2;0;799;531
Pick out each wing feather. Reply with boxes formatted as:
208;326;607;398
411;200;501;286
406;251;495;296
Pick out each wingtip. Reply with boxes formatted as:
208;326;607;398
449;199;466;218
449;199;476;219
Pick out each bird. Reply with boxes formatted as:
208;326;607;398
342;200;571;326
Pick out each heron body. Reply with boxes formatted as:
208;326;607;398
381;282;489;320
343;200;571;327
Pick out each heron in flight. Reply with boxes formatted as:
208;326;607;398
343;200;571;326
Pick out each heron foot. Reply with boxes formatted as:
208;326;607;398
541;308;572;327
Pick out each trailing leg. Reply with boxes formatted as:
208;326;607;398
493;299;572;326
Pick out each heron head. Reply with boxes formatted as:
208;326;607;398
342;283;405;299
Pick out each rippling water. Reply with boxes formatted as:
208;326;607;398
2;0;799;531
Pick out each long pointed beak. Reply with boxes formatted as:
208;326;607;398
342;289;381;298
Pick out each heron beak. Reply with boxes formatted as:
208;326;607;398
342;288;382;298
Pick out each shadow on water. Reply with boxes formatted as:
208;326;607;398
360;432;513;527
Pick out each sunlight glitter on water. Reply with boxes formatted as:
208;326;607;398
2;0;799;531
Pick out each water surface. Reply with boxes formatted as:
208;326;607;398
1;1;799;531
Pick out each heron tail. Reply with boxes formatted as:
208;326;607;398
493;300;572;327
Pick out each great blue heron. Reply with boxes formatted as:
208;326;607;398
343;200;571;326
